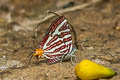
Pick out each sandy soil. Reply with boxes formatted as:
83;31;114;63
0;0;120;80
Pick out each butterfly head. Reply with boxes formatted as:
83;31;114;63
28;48;44;64
33;49;44;57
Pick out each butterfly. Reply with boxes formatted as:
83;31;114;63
29;11;77;64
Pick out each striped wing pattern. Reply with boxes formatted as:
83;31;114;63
39;16;75;64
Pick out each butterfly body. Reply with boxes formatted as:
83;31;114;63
32;14;77;64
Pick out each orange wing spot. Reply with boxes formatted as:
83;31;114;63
33;49;44;56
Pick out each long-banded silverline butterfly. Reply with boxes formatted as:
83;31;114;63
29;11;78;64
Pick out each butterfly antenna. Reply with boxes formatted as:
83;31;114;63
47;10;61;17
33;10;62;48
34;10;61;40
33;10;50;49
69;23;78;49
35;11;50;31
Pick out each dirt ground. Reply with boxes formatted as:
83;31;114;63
0;0;120;80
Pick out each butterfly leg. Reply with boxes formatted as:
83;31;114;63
70;54;77;65
60;54;66;64
74;54;77;63
28;53;33;65
71;55;75;65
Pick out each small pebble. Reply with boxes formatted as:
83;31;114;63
87;46;94;50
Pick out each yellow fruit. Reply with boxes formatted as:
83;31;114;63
75;59;116;80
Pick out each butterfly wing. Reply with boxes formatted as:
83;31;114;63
38;35;68;63
39;16;72;51
47;58;60;64
47;16;73;53
39;16;67;48
38;16;75;64
47;16;65;35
